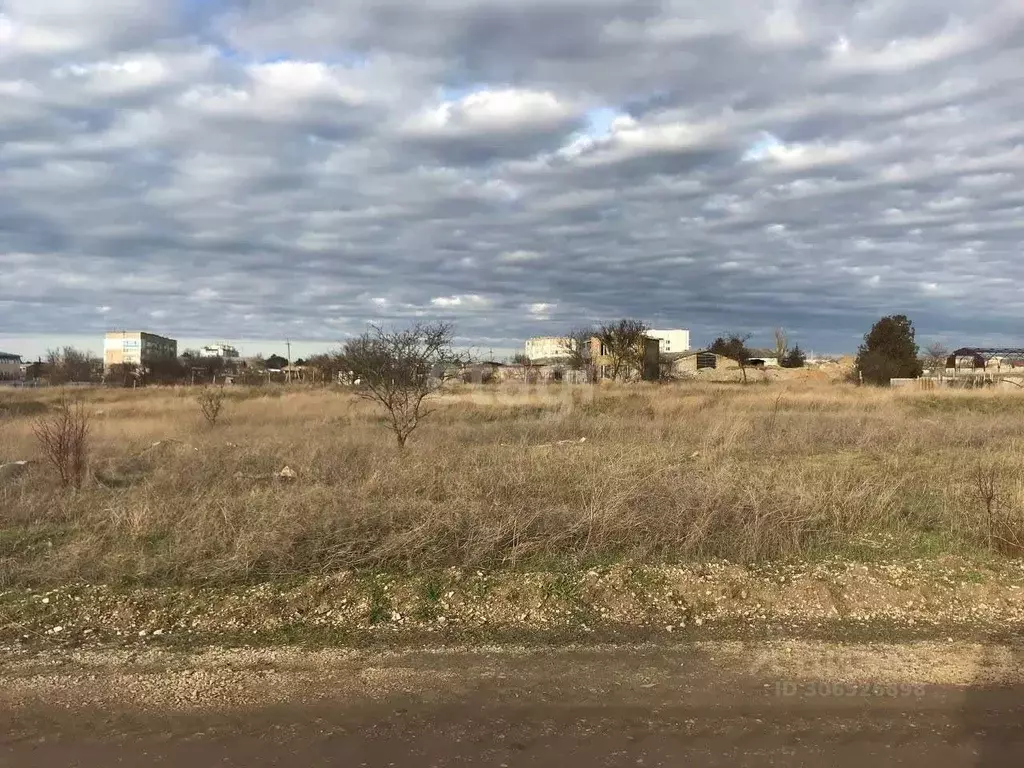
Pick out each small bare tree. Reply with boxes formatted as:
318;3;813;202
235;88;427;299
339;322;469;447
559;327;595;372
596;319;649;380
196;386;226;426
773;328;788;362
33;393;90;489
923;342;949;376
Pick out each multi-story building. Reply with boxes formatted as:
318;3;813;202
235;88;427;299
524;336;572;361
200;343;240;359
0;351;23;381
645;329;690;356
103;331;178;369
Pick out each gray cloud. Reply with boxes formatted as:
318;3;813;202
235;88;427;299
2;0;1024;356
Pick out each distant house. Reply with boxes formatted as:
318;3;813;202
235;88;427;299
672;351;739;374
588;335;660;381
745;348;779;368
461;361;506;383
0;351;24;381
200;343;240;359
524;337;572;362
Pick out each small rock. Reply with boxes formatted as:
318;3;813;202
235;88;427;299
138;630;148;637
41;597;49;604
665;625;674;632
278;466;297;480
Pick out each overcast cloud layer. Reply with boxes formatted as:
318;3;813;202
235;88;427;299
2;0;1024;356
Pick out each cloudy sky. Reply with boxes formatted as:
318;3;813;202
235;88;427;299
2;0;1024;360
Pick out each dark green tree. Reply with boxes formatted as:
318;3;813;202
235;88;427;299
855;314;922;385
709;333;752;383
780;344;806;368
265;354;289;370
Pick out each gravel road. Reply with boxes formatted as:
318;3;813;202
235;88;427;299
4;640;1024;766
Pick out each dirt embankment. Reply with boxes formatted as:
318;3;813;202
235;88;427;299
4;558;1024;651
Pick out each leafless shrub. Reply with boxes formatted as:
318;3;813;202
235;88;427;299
971;461;1024;556
339;322;469;447
596;318;650;380
196;386;226;426
559;327;595;373
32;393;90;489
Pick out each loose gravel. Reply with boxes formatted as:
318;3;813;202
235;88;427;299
3;557;1024;650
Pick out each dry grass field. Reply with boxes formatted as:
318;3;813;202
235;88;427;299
3;380;1024;587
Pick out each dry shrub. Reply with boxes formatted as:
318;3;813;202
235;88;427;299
196;386;226;426
31;393;90;489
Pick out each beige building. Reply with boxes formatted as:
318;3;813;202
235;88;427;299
672;351;739;373
103;331;178;369
588;335;661;381
524;336;572;361
0;351;23;381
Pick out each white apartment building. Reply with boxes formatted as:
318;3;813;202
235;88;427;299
200;343;240;358
645;329;690;355
524;336;572;361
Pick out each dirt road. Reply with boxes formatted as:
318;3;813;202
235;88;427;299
4;641;1024;766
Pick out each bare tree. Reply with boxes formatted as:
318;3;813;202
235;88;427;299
773;328;789;362
596;319;649;380
305;352;346;385
559;327;595;372
33;393;90;489
923;342;949;375
196;386;227;426
46;346;99;384
339;322;469;448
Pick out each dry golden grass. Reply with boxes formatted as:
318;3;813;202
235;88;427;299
3;380;1024;586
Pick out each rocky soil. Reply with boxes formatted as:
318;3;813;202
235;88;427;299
4;557;1024;651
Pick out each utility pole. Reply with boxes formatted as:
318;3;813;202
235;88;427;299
286;339;292;383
